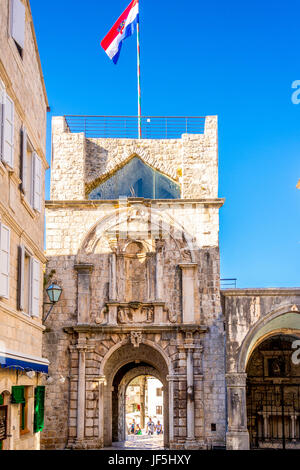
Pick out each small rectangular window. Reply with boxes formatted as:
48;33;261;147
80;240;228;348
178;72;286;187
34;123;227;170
156;388;162;397
156;406;163;415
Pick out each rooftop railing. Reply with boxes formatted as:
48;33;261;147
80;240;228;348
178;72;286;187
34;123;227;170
220;278;237;289
64;115;206;139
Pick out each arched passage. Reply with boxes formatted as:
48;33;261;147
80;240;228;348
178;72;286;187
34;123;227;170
246;333;300;449
101;342;170;449
226;309;300;450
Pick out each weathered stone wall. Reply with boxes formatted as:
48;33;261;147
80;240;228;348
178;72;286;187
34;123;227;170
50;116;218;201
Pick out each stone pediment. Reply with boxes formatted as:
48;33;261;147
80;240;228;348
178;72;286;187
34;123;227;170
95;301;177;325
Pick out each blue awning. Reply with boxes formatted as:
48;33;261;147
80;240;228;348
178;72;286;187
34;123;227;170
0;351;49;374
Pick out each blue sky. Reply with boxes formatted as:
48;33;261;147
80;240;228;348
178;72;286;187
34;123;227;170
30;0;300;288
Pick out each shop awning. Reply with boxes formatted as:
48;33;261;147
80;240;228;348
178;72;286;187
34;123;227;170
0;349;49;374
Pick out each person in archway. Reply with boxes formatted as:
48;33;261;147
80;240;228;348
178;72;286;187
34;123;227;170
129;419;136;434
156;420;163;435
135;424;142;435
146;417;155;435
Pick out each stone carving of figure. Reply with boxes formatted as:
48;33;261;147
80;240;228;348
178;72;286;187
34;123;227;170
95;306;108;324
142;307;154;323
118;307;133;324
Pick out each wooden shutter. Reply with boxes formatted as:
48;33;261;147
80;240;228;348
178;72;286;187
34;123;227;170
2;94;14;167
11;386;25;404
20;126;27;193
0;87;4;161
0;223;10;299
30;258;40;317
17;245;25;310
32;152;42;212
10;0;25;50
34;386;45;433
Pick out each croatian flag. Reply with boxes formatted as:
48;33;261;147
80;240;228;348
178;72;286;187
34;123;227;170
101;0;139;64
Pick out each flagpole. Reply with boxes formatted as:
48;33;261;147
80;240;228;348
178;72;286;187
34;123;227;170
137;6;142;139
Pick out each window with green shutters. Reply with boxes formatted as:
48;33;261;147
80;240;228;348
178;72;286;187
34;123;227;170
11;386;25;404
11;386;28;433
34;386;45;433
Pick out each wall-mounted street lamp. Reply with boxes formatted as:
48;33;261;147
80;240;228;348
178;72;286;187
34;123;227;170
43;283;63;323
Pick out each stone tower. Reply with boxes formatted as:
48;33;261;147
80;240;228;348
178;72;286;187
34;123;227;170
42;115;226;449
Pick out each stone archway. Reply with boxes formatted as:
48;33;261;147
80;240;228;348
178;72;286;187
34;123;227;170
101;342;170;449
246;333;300;449
115;365;164;442
226;309;300;450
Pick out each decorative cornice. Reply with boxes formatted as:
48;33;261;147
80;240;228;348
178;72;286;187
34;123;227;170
63;324;208;334
45;198;225;209
221;288;300;297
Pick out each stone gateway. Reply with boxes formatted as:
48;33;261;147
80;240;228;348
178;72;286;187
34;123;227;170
42;116;300;450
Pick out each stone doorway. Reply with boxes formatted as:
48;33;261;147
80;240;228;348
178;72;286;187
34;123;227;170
120;372;164;444
101;342;170;449
246;334;300;449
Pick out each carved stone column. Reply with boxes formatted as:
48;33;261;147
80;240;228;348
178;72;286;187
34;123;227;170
118;384;126;441
109;240;117;301
155;250;163;300
139;376;146;429
98;376;106;447
166;375;175;445
186;347;195;441
226;373;250;450
74;264;94;324
76;341;87;442
179;329;202;449
179;264;197;323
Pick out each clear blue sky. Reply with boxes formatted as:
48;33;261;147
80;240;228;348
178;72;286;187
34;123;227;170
30;0;300;288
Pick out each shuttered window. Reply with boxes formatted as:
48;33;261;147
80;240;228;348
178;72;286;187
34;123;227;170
17;245;25;311
0;85;4;161
17;246;40;318
2;94;14;168
30;258;40;317
0;223;10;299
32;152;42;212
20;126;27;193
10;0;25;51
34;386;45;433
11;386;25;404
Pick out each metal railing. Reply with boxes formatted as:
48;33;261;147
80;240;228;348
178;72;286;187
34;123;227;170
220;278;237;289
64;115;206;139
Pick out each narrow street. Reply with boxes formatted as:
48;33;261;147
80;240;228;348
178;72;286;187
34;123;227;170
103;435;164;450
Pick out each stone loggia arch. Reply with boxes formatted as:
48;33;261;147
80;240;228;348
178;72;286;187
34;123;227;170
226;307;300;450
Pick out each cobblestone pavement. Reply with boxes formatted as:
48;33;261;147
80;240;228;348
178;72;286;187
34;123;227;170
102;434;164;450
